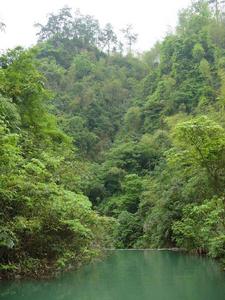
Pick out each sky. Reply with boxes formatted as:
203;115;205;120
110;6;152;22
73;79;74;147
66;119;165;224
0;0;192;52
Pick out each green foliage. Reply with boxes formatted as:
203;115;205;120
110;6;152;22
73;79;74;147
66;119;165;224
0;48;114;279
35;0;225;267
116;211;143;248
0;121;113;278
192;43;205;62
172;116;225;192
0;96;20;130
124;107;142;133
172;197;225;257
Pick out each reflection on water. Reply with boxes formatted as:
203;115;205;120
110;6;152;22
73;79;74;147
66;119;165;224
1;250;225;300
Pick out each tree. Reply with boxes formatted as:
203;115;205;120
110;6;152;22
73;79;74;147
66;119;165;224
35;7;101;47
0;21;5;32
35;6;73;41
121;24;138;53
99;23;117;55
0;48;54;133
208;0;225;21
172;116;225;193
124;106;142;133
172;197;225;256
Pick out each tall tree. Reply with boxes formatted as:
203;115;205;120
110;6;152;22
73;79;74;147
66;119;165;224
208;0;225;21
121;24;138;53
35;7;100;46
0;21;5;31
99;23;118;55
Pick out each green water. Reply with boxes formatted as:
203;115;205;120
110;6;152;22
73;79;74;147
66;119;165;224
1;250;225;300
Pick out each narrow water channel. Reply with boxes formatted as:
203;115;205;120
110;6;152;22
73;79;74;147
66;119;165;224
1;250;225;300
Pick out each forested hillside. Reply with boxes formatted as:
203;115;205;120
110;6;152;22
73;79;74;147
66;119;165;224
1;0;225;278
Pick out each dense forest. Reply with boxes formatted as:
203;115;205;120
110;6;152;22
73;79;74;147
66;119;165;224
1;0;225;279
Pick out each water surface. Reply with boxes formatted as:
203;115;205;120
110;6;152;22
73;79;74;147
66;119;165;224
1;250;225;300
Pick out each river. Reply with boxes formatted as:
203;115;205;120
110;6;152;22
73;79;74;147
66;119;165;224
1;250;225;300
